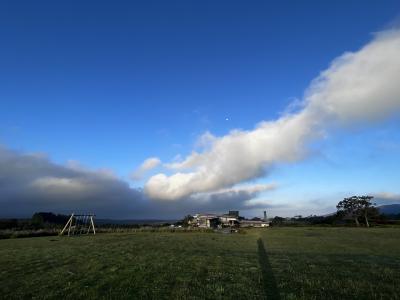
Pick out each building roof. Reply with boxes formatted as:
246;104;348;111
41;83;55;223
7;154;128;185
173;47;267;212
196;214;219;219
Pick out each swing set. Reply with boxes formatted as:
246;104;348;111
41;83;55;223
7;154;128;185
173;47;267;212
59;213;96;236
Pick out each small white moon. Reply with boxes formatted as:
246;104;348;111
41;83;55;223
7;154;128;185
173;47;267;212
225;118;229;121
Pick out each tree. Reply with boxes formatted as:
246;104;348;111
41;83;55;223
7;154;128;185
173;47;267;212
336;196;375;227
357;196;376;227
182;215;194;227
31;213;44;229
271;216;285;226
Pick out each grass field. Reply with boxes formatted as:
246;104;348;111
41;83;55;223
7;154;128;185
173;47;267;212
1;227;400;299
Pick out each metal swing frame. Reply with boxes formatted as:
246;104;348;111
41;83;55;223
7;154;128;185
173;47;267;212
59;213;96;236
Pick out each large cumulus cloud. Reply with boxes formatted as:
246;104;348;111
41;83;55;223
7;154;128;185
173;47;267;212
130;157;161;180
0;146;273;218
0;146;145;218
145;29;400;200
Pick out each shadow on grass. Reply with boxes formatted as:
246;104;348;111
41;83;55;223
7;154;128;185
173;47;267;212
257;238;281;300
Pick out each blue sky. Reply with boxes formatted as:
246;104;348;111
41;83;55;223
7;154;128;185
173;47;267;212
1;1;400;218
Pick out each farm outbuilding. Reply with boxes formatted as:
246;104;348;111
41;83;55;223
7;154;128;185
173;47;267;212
192;214;220;228
191;211;270;228
219;214;239;227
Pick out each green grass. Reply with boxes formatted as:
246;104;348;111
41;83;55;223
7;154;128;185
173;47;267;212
261;228;400;300
1;228;400;299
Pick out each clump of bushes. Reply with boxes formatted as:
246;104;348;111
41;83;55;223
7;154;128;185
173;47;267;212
0;229;59;239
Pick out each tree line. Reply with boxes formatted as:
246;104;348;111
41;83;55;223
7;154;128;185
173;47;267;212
272;195;399;227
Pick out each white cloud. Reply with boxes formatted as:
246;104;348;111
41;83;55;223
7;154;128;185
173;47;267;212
374;192;400;202
0;146;278;218
0;146;146;218
31;177;87;192
145;29;400;201
305;29;400;123
190;183;277;203
130;157;161;180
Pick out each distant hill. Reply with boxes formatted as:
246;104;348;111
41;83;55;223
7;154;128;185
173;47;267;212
96;219;177;225
378;204;400;215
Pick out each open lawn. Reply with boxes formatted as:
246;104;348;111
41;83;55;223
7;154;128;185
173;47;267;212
1;227;399;299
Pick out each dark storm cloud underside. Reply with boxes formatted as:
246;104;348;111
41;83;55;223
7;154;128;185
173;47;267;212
0;146;271;218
